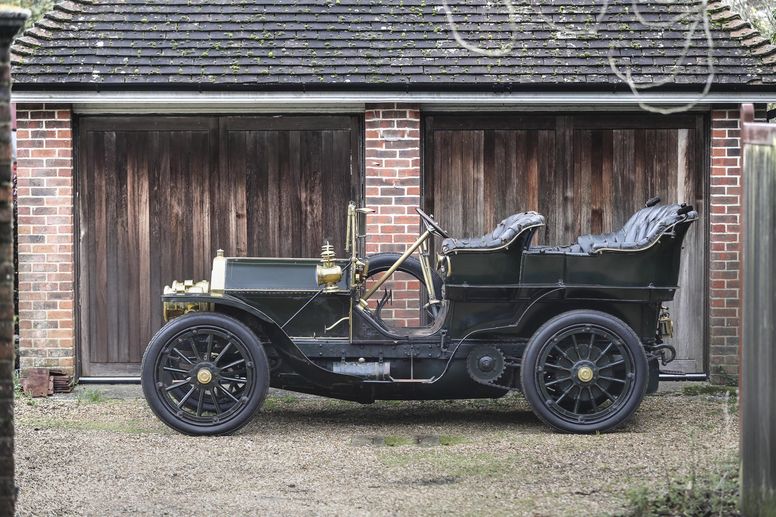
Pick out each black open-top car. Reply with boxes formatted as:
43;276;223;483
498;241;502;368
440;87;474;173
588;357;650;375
141;198;698;435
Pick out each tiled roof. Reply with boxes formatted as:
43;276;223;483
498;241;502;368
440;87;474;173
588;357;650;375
10;0;776;91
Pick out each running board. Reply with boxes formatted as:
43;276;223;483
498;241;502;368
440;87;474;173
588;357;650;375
78;376;140;384
658;372;708;381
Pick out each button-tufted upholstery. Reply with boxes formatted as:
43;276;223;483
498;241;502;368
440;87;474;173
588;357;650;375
441;211;545;253
535;203;698;255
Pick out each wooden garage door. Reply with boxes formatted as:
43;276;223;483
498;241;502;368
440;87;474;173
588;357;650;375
424;113;707;374
77;116;361;376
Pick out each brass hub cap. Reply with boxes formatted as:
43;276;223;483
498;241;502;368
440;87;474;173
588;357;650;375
196;368;213;385
577;366;594;383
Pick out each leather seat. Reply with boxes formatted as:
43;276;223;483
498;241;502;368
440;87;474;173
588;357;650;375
441;211;545;253
535;203;698;255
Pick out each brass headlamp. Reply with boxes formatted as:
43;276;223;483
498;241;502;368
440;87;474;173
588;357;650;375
316;242;343;291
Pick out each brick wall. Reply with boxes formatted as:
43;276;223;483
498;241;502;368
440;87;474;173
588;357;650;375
709;107;742;385
15;103;75;375
363;104;423;326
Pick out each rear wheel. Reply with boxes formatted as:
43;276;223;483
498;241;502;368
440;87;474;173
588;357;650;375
141;312;269;436
520;310;648;433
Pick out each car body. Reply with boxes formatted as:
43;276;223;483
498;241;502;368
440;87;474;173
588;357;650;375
141;199;698;435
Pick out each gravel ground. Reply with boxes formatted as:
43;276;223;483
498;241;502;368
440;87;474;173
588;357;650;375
14;385;738;516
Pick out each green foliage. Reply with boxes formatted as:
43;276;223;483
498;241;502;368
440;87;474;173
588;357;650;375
681;383;738;398
730;0;776;43
438;435;466;446
383;435;413;447
261;393;299;411
620;460;740;517
77;388;106;404
12;370;21;395
3;0;56;29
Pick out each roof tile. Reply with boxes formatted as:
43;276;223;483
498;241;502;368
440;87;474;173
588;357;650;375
9;0;775;90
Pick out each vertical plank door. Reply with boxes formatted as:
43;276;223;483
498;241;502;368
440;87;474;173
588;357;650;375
77;115;361;376
424;112;707;374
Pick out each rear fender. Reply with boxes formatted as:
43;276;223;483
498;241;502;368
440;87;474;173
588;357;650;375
162;293;361;387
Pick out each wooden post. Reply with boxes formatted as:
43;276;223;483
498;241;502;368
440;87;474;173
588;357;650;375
0;9;28;516
741;104;776;516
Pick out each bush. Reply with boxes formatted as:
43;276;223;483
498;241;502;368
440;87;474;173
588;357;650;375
621;460;739;516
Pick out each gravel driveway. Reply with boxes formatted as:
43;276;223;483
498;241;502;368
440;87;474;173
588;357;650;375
14;385;737;516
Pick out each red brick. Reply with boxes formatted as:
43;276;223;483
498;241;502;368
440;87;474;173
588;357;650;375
15;104;76;376
709;108;743;384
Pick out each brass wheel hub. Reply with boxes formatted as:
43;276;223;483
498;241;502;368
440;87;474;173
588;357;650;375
577;366;594;383
196;368;213;385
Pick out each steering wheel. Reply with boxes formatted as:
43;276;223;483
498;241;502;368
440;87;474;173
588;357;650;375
415;207;450;238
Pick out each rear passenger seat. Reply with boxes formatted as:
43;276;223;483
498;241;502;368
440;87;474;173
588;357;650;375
530;203;698;255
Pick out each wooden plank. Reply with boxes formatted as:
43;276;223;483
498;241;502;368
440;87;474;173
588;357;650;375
430;114;556;131
224;115;356;132
741;106;776;514
524;130;540;216
115;132;132;364
93;131;112;365
147;130;169;348
244;131;264;255
482;129;498;226
573;113;698;130
573;129;592;238
589;130;604;234
556;116;574;242
536;130;556;246
300;129;324;253
612;129;636;226
133;131;151;365
77;129;96;368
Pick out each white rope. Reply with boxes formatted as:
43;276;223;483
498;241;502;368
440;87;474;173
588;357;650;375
442;0;718;114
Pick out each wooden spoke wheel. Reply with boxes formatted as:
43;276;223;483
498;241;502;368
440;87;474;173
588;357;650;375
520;310;648;433
141;312;269;436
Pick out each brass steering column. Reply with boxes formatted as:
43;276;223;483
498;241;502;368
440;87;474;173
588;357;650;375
359;229;432;307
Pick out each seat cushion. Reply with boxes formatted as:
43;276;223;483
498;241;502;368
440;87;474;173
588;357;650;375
441;211;545;253
531;203;698;255
585;203;697;252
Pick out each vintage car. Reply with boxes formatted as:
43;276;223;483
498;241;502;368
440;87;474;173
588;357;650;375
141;198;697;435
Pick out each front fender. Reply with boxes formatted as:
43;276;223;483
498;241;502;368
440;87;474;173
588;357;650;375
163;292;279;326
161;293;363;390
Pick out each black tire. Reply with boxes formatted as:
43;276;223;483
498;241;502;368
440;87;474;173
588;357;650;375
520;310;648;433
141;312;270;436
366;252;443;301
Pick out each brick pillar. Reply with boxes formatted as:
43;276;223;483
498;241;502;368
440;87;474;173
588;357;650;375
15;103;75;375
1;9;29;516
709;107;742;385
364;104;422;326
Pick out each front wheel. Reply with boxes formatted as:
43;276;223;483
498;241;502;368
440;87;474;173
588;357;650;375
141;312;270;436
520;310;648;433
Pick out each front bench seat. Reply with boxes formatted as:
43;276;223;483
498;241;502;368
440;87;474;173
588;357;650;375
537;203;698;255
441;211;545;253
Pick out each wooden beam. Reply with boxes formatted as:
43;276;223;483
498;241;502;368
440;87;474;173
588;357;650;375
741;103;776;516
